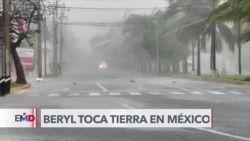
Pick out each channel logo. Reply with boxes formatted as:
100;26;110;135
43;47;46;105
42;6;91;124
0;109;38;128
15;113;36;122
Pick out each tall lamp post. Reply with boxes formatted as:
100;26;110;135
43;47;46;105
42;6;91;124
154;20;160;74
43;20;47;78
37;0;43;81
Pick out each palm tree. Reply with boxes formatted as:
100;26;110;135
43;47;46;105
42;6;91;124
121;13;190;74
208;0;250;74
161;0;235;76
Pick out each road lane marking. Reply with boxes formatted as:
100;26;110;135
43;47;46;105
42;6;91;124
165;85;190;91
120;102;250;141
195;128;250;141
110;90;141;92
68;93;80;97
208;91;225;95
109;92;121;96
149;92;162;95
48;93;60;97
89;93;101;96
190;91;204;95
121;104;134;109
169;92;184;95
129;92;142;95
62;88;70;91
96;82;108;92
228;91;244;95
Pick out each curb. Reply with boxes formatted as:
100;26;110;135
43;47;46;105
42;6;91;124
163;74;250;86
10;84;32;94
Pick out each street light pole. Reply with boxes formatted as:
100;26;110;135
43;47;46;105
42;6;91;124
37;0;43;81
59;6;64;75
154;20;160;74
53;0;58;75
43;20;47;77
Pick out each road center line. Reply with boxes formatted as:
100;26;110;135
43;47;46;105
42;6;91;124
96;82;108;92
121;104;134;109
195;128;250;141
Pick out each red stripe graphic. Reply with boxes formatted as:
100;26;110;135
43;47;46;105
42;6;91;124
36;109;38;128
211;109;213;128
32;109;34;128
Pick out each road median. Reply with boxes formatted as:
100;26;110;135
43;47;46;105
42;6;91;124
162;74;250;86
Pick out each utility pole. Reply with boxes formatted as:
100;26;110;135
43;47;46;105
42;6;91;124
63;24;68;73
43;20;47;77
53;0;58;75
3;0;11;95
59;7;64;75
37;0;42;81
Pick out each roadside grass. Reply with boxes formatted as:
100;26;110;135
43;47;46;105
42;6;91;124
161;73;250;81
219;75;250;81
198;74;250;81
45;73;59;78
11;83;25;88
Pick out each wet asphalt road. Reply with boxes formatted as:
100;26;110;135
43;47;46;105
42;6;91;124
0;68;250;141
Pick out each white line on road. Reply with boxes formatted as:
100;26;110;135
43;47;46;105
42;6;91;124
68;93;80;97
121;104;134;109
109;92;121;96
228;91;244;95
169;92;184;95
110;90;141;92
62;88;70;91
96;82;108;92
195;128;250;141
121;104;250;141
129;92;142;95
165;85;191;91
208;91;225;95
190;91;204;95
89;93;101;96
48;93;60;97
148;92;162;95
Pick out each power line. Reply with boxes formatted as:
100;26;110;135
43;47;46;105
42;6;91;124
63;22;124;26
48;6;167;11
61;21;143;27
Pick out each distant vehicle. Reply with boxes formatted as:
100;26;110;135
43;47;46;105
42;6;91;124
99;62;107;70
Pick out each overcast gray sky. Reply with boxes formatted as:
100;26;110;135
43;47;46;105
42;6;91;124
59;0;167;52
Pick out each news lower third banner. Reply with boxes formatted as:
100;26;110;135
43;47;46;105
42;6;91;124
0;109;213;128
